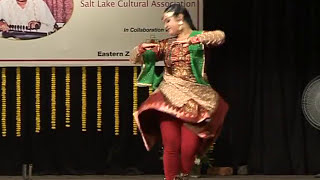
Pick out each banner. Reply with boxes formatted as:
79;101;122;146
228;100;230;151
0;0;203;66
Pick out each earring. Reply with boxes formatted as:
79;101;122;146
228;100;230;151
178;21;183;31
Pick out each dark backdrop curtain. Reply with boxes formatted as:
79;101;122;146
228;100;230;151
0;67;163;175
204;0;320;175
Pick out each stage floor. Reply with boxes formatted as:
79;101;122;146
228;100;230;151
0;175;317;180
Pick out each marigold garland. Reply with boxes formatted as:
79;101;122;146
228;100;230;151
133;66;138;135
210;143;215;151
1;68;6;137
65;67;71;127
35;67;41;133
114;67;120;136
82;67;87;132
148;86;153;96
97;67;102;132
51;67;56;130
16;67;21;137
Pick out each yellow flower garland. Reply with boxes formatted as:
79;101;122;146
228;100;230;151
82;67;87;132
210;143;215;151
51;67;56;130
16;67;21;137
65;67;71;128
148;86;153;96
1;68;6;137
35;67;41;133
133;66;138;135
114;67;120;136
97;67;102;132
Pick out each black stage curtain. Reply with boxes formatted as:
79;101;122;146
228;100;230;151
204;0;320;175
0;67;163;175
0;0;319;176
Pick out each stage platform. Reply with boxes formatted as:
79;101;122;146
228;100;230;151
0;175;317;180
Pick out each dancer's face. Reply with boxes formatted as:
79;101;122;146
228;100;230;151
162;12;182;36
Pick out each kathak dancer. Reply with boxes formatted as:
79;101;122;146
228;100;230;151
130;4;229;180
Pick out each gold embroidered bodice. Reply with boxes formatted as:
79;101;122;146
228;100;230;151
162;39;197;82
129;30;225;82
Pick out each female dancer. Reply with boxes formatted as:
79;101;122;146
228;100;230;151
130;4;229;180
